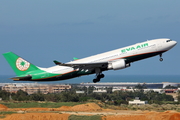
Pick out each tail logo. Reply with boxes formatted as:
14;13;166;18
16;58;30;71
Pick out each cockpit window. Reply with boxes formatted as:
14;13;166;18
166;39;172;42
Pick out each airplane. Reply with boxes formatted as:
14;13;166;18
3;38;177;83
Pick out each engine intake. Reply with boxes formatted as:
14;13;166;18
108;59;130;70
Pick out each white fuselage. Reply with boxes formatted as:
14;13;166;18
42;38;177;75
4;38;176;82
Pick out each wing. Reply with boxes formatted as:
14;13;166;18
53;60;108;70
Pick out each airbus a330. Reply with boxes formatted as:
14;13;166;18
3;38;177;83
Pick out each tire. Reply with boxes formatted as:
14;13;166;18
93;79;97;83
100;74;105;78
93;78;100;83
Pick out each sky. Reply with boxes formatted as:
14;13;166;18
0;0;179;76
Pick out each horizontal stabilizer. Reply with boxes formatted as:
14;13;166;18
73;57;79;61
53;60;62;65
11;75;32;81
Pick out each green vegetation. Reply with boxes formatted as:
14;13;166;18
0;84;178;107
68;115;101;120
134;83;147;89
164;85;178;89
0;111;16;115
1;102;82;108
0;111;16;119
177;91;180;102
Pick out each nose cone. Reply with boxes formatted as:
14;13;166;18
172;41;177;47
173;41;177;46
166;40;177;50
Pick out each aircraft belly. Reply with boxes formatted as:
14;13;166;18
125;51;165;63
30;69;94;81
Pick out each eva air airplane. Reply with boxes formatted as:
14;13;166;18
3;38;177;83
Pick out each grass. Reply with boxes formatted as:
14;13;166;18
0;111;16;119
98;102;180;112
68;115;101;120
1;101;180;111
0;101;83;108
0;111;16;115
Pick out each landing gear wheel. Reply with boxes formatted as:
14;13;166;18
160;58;163;61
159;54;163;62
93;68;105;83
93;78;100;83
100;74;105;78
93;79;97;83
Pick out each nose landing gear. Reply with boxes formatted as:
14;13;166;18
159;54;163;61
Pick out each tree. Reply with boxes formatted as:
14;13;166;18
30;94;45;101
87;86;95;94
0;90;10;100
164;85;178;89
177;90;180;102
44;94;61;102
12;89;29;101
106;87;113;94
29;90;45;101
134;83;147;89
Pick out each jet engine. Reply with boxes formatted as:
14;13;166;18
108;59;130;70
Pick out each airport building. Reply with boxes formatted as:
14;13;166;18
129;97;148;105
80;82;180;89
2;83;71;94
79;82;180;94
1;82;179;95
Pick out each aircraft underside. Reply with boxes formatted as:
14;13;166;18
25;50;165;83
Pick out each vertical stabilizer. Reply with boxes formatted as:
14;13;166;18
3;52;40;76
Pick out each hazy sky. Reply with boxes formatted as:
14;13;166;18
0;0;179;76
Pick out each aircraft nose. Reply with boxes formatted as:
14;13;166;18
173;41;177;46
172;41;177;47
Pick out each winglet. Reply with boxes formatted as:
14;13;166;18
53;60;62;65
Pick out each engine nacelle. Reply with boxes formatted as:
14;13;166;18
108;59;130;70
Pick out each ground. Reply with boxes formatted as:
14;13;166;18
0;103;180;120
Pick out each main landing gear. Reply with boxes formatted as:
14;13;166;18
93;68;105;83
93;73;105;83
159;54;163;61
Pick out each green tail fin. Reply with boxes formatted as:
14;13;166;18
3;52;40;76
